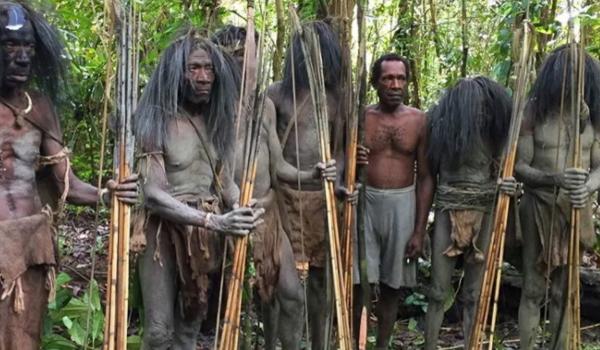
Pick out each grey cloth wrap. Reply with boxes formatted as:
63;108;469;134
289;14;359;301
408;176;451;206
353;185;417;289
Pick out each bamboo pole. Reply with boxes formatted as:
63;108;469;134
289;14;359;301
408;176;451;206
289;9;352;348
103;0;138;348
468;20;532;350
218;3;272;348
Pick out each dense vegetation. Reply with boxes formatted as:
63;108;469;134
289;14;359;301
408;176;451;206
34;0;600;348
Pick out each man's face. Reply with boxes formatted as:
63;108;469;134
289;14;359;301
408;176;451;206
376;60;407;108
0;17;35;90
184;48;215;105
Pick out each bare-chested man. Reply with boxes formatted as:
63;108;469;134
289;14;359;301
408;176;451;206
515;45;600;349
133;31;263;350
267;20;343;349
0;3;138;349
423;76;513;349
354;53;434;349
212;25;336;349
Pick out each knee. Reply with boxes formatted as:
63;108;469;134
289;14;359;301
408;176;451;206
144;320;174;348
521;281;545;305
461;285;480;306
427;283;448;304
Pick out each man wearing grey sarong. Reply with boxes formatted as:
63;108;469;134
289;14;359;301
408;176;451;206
356;185;416;288
352;53;434;350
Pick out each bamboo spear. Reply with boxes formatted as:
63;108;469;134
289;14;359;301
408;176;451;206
217;2;270;348
355;1;370;347
289;9;352;349
103;0;138;348
468;19;533;350
566;35;585;350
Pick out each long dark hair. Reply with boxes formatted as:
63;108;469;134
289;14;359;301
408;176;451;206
0;1;66;102
527;44;600;128
134;28;239;156
428;76;512;168
281;20;341;96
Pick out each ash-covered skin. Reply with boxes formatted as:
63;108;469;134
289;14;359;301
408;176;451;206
134;32;265;349
353;54;434;350
0;3;137;221
0;3;137;348
212;24;336;349
423;76;513;350
266;20;343;350
515;45;600;350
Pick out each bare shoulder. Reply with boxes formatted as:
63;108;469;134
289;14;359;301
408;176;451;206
28;90;62;137
262;96;277;126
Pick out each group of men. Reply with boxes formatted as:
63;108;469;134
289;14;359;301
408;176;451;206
1;2;600;350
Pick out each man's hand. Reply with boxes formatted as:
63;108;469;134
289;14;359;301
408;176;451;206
313;159;337;181
206;206;265;236
335;184;360;205
557;167;588;190
357;145;369;166
105;173;139;205
404;232;424;260
498;176;519;196
568;184;591;208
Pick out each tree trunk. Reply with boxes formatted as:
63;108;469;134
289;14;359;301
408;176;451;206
272;0;285;81
460;0;468;77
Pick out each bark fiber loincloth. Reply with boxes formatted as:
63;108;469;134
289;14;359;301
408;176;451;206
251;190;283;302
278;183;327;269
435;183;496;263
136;195;223;319
0;212;56;350
523;187;594;269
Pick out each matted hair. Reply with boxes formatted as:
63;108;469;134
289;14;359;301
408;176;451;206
0;1;66;102
428;76;512;168
527;44;600;128
369;53;410;87
281;20;341;96
134;28;239;156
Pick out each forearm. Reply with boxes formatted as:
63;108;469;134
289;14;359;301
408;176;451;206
515;162;560;187
276;158;319;184
64;174;101;206
144;184;208;227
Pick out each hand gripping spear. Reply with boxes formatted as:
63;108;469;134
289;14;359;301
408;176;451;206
102;0;138;348
468;19;533;350
289;8;352;349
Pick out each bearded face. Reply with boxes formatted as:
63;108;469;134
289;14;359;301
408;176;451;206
0;4;35;91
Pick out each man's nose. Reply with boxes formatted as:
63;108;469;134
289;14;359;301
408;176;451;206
15;47;31;66
197;68;210;83
390;79;401;89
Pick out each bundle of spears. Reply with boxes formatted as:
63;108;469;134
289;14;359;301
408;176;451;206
102;0;138;349
468;18;533;350
289;7;353;349
217;2;270;348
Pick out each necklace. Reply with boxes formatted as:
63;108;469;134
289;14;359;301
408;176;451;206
0;91;32;128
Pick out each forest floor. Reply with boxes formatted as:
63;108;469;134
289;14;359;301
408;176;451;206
58;209;600;349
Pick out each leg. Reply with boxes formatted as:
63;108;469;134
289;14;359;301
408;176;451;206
461;213;494;346
139;220;178;350
548;266;568;350
262;298;280;350
518;202;545;350
172;301;204;350
375;283;402;349
424;211;458;350
275;234;304;350
308;267;328;350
